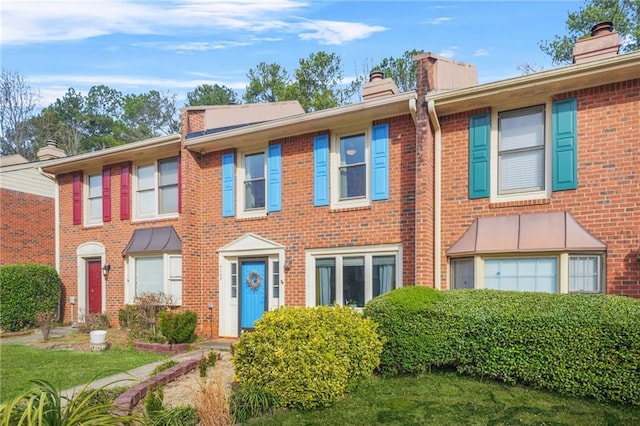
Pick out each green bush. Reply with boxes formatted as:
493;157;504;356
364;288;640;405
233;305;384;410
158;310;197;344
0;264;61;332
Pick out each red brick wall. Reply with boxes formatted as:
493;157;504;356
438;79;640;296
0;188;55;266
56;162;182;325
182;114;417;336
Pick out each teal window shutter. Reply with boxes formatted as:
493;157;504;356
222;152;235;217
469;113;490;199
313;134;329;206
268;144;282;212
552;98;577;191
371;123;389;201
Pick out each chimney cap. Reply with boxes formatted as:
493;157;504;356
369;70;384;82
591;21;613;36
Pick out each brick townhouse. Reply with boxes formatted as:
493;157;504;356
42;23;639;337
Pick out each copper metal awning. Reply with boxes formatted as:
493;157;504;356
446;212;606;256
122;226;182;255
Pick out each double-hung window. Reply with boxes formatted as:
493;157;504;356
498;106;545;195
86;173;102;224
128;254;182;304
308;245;400;307
135;157;179;219
243;152;266;211
339;133;367;200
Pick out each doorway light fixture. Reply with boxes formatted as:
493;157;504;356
102;264;111;277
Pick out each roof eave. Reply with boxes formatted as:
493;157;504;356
41;134;181;175
428;51;640;116
184;91;417;154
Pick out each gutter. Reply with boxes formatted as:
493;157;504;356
426;100;442;290
39;168;60;274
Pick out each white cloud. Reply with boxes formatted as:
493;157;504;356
425;17;452;25
298;20;386;45
474;49;489;57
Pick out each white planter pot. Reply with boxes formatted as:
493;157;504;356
89;330;107;345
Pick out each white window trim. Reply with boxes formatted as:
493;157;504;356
84;172;103;227
132;157;179;222
305;244;402;307
330;128;371;210
125;253;182;305
448;252;605;294
236;147;268;219
490;101;552;203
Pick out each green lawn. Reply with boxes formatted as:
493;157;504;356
247;371;640;426
0;344;167;402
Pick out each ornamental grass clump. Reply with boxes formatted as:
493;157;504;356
232;305;384;411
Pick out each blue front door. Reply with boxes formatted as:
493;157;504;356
240;259;267;330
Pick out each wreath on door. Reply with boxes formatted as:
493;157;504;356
246;271;263;291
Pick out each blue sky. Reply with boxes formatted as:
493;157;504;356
2;0;582;108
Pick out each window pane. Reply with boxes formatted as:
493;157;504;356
569;256;601;293
343;257;364;307
484;258;557;293
160;185;178;214
499;148;544;193
245;181;265;209
135;257;163;296
499;107;544;151
169;256;182;278
272;261;280;298
88;174;102;197
316;258;335;306
340;134;365;165
138;189;155;215
137;164;155;190
159;158;178;186
89;198;102;221
231;262;238;299
451;258;474;289
245;153;265;180
340;164;366;199
373;256;395;297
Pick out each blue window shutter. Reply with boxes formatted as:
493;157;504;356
552;98;578;191
222;152;235;217
268;144;282;212
313;135;329;206
371;123;389;201
469;113;490;199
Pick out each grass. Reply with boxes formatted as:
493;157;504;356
0;343;168;402
245;371;640;426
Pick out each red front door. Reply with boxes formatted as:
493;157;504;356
87;260;102;314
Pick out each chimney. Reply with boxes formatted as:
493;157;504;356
37;139;66;161
362;71;399;100
572;21;621;64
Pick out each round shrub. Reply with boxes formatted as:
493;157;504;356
0;263;61;332
158;309;197;344
232;306;384;410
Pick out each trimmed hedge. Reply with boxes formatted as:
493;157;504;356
364;288;640;405
232;306;384;410
0;264;61;332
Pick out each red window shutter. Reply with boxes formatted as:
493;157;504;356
102;167;111;222
178;153;182;214
120;162;131;220
72;172;82;225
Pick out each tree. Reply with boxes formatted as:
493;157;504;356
46;88;87;156
540;0;640;65
186;84;239;106
84;85;124;150
121;90;179;141
244;62;290;103
288;51;359;112
372;49;425;92
0;69;40;159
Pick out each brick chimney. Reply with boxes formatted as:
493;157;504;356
37;139;66;161
573;21;621;64
362;71;399;100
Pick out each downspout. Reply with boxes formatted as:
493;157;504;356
409;95;417;125
38;168;60;274
426;100;442;289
